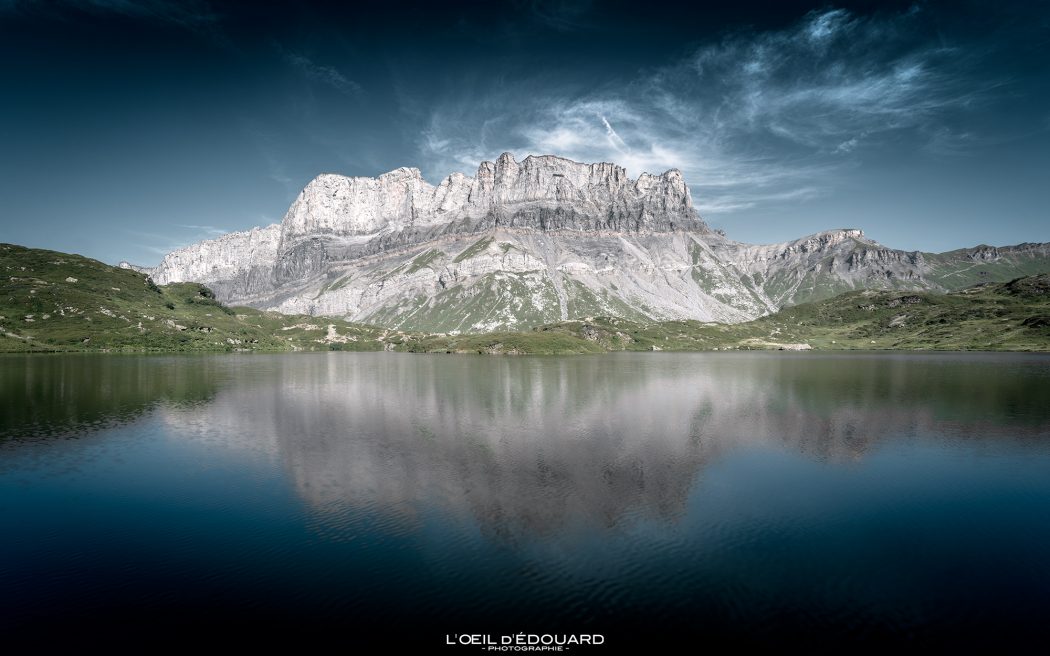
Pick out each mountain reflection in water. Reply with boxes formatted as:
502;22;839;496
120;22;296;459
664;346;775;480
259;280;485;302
143;352;1050;537
3;351;1049;650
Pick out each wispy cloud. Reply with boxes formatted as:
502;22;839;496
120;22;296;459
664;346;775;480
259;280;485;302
526;0;595;32
85;0;218;27
418;7;997;217
282;50;363;97
127;224;229;260
3;0;221;31
176;224;227;236
242;121;297;195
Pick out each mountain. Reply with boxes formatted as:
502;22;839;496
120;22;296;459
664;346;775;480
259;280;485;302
3;243;1048;354
142;154;1050;332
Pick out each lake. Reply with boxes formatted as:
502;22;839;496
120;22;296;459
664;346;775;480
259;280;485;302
2;352;1049;651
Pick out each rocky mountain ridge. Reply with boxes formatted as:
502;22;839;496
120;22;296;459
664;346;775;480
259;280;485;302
278;153;694;240
147;154;1050;331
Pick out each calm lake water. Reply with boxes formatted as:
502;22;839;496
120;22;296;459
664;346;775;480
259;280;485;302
2;352;1050;651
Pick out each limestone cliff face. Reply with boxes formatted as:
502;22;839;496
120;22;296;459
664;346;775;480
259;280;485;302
274;153;694;241
153;224;281;297
148;154;1050;331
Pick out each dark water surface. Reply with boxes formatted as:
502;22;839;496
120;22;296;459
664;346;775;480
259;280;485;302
2;352;1050;651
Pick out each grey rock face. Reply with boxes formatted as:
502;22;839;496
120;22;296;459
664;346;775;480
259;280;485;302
117;261;153;274
149;154;1050;331
274;153;693;241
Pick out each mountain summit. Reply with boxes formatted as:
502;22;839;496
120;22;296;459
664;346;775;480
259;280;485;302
280;153;696;240
149;155;1050;331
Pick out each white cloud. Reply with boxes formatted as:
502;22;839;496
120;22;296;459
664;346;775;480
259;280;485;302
600;115;629;153
282;51;362;97
835;138;860;153
176;224;227;236
806;8;850;41
418;8;989;218
128;224;230;259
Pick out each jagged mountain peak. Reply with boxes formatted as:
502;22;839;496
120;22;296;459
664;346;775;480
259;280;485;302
305;154;689;203
797;228;869;246
281;154;699;240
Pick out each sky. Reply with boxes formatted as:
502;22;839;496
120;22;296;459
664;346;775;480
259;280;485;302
1;0;1048;265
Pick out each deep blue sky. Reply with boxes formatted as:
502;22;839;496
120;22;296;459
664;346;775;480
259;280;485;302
1;0;1048;264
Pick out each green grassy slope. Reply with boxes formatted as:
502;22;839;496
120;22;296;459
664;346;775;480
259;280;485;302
0;244;389;353
737;275;1050;351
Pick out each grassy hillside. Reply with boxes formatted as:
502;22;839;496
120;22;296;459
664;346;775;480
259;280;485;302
0;244;391;353
742;275;1050;351
3;243;1048;355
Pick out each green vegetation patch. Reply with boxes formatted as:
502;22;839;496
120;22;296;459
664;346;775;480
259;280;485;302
453;236;495;263
406;249;446;274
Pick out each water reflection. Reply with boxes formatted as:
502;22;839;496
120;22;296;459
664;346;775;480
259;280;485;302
5;351;1050;648
0;354;219;441
145;352;1050;537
